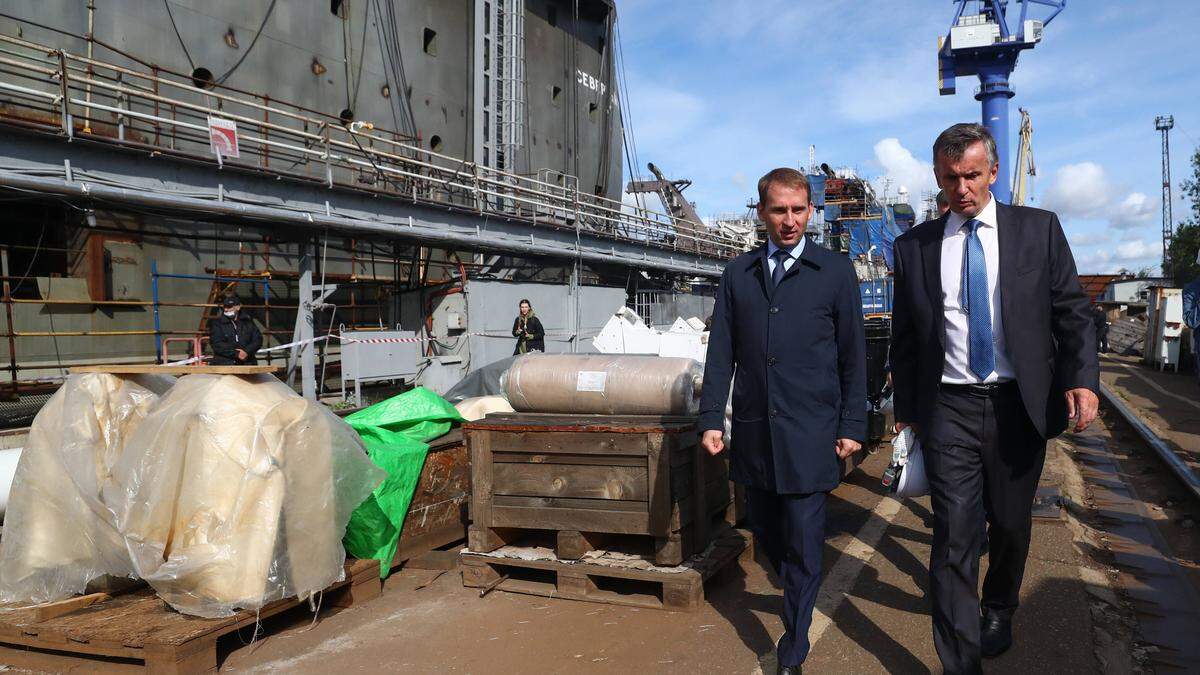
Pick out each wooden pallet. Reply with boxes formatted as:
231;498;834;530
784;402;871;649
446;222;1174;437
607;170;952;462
0;558;380;673
461;528;751;612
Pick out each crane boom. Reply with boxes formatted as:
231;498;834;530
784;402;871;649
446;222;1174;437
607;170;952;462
1012;108;1035;206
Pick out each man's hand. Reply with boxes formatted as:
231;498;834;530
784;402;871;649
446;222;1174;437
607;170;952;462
701;430;725;456
834;438;861;459
236;348;248;361
1065;388;1099;432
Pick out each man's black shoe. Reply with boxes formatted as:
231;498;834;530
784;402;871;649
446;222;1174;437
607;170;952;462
980;612;1012;658
777;664;802;675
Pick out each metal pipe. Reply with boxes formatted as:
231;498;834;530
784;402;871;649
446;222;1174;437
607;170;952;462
83;0;95;133
1100;383;1200;503
2;281;16;396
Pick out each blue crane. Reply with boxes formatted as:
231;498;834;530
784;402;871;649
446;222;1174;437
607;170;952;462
937;0;1065;203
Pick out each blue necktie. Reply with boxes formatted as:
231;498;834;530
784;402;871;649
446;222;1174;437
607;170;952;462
771;249;789;288
961;219;995;380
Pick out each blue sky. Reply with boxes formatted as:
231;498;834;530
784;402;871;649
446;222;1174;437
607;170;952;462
614;1;1200;274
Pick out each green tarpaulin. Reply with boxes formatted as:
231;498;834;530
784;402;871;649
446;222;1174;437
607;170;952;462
342;387;463;577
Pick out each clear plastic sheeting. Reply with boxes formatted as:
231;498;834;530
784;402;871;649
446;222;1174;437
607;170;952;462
502;354;703;416
110;374;384;617
0;372;174;606
0;373;385;619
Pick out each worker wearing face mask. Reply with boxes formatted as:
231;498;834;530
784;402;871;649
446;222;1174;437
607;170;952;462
209;294;263;365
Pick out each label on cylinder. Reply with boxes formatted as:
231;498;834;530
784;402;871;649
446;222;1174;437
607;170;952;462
576;371;607;393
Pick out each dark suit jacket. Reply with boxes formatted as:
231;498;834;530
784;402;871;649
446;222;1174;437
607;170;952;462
209;314;263;365
698;239;867;495
890;203;1098;440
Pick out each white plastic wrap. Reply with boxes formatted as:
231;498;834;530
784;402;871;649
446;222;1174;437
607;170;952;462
106;374;384;617
0;372;174;605
0;373;385;618
502;354;703;415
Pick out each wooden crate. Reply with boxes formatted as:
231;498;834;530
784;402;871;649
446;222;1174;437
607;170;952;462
461;528;751;612
465;413;733;566
0;559;380;674
392;429;470;567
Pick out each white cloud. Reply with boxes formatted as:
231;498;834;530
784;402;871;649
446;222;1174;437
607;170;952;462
1067;231;1111;247
731;172;747;187
1110;192;1157;230
1040;162;1157;231
1040;162;1109;218
870;138;937;211
1074;237;1161;274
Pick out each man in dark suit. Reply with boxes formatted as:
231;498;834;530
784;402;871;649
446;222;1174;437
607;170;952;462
891;123;1099;674
699;168;867;674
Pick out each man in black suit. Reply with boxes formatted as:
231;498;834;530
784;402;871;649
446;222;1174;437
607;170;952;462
699;168;867;674
891;123;1099;674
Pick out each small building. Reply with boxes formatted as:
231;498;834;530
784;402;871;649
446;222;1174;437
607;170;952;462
1104;277;1173;304
1077;274;1124;304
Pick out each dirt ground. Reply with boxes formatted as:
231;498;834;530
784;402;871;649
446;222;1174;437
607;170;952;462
215;445;1107;674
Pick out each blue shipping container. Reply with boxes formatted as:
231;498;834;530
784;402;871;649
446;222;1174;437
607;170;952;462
860;278;893;315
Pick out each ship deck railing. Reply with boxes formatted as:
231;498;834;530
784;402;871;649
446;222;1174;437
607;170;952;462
0;29;745;262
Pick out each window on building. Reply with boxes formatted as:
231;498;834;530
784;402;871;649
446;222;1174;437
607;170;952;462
430;135;444;152
588;102;598;122
551;85;562;105
423;28;438;56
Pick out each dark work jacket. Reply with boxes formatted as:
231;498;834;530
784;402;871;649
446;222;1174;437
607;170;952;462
512;315;545;354
209;313;263;365
698;239;867;495
890;203;1098;441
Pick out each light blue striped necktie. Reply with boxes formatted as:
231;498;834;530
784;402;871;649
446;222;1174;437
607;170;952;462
961;219;995;380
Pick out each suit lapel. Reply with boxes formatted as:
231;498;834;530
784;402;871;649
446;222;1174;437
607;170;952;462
920;217;947;347
745;246;771;302
995;202;1019;348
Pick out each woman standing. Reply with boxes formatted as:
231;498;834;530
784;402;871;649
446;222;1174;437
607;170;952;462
511;299;545;354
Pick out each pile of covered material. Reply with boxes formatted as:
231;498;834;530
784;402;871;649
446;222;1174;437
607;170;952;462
591;307;709;363
0;373;385;618
341;388;463;575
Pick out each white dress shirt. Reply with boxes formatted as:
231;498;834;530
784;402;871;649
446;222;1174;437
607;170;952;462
940;194;1015;384
766;237;805;277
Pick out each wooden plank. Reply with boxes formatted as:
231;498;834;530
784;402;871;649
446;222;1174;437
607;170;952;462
426;428;464;451
392;520;465;568
69;365;280;375
402;549;462;571
468;429;494;532
492;463;648;501
144;559;379;647
492;495;648;512
647;431;671;534
486;431;651;457
465;413;696;434
492;452;645;467
490;503;651;534
28;592;113;622
0;641;145;672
